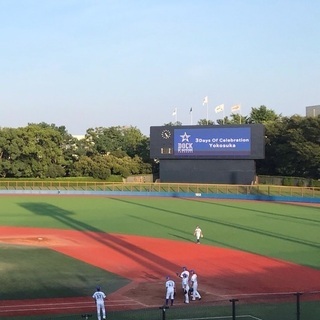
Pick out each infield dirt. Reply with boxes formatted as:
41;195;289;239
1;226;320;316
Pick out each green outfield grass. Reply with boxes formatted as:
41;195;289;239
1;245;129;300
1;196;319;268
0;195;319;320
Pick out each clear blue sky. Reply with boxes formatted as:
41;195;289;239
1;0;319;136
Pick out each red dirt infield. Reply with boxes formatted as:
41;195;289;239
1;226;320;317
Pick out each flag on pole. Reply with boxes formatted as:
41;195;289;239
231;104;241;113
203;96;208;105
190;107;193;125
172;108;177;116
215;104;224;113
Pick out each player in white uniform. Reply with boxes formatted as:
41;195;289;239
165;276;176;306
194;226;203;244
176;266;190;292
182;273;190;303
190;270;201;301
92;286;107;320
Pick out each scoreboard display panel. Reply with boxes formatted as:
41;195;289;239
150;124;265;159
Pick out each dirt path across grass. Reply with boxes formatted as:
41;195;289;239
1;226;320;317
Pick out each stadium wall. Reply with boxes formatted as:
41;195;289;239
0;189;320;204
159;159;256;184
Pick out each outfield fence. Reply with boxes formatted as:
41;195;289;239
2;291;319;320
0;181;320;201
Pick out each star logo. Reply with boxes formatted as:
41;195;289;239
180;132;190;142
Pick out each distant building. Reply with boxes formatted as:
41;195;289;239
306;105;320;117
72;135;85;140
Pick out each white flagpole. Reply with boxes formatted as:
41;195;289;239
190;108;193;125
206;98;209;125
172;107;178;123
203;96;209;125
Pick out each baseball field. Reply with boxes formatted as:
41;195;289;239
0;195;319;320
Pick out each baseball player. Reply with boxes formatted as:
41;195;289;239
194;225;203;244
92;286;107;320
182;273;190;303
176;266;190;292
165;276;176;306
190;270;201;301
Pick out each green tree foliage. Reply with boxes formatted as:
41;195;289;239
69;156;94;177
0;125;66;178
248;105;280;123
69;153;151;179
91;155;112;180
214;114;249;125
84;126;148;158
197;119;214;125
0;123;152;179
68;126;152;179
228;113;249;124
163;121;182;126
1;109;319;180
216;117;228;125
257;115;320;179
27;122;79;177
85;127;123;155
121;126;149;159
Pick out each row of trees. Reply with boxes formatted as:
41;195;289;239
0;124;152;179
0;106;320;180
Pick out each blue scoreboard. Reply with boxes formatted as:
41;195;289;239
150;124;265;159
